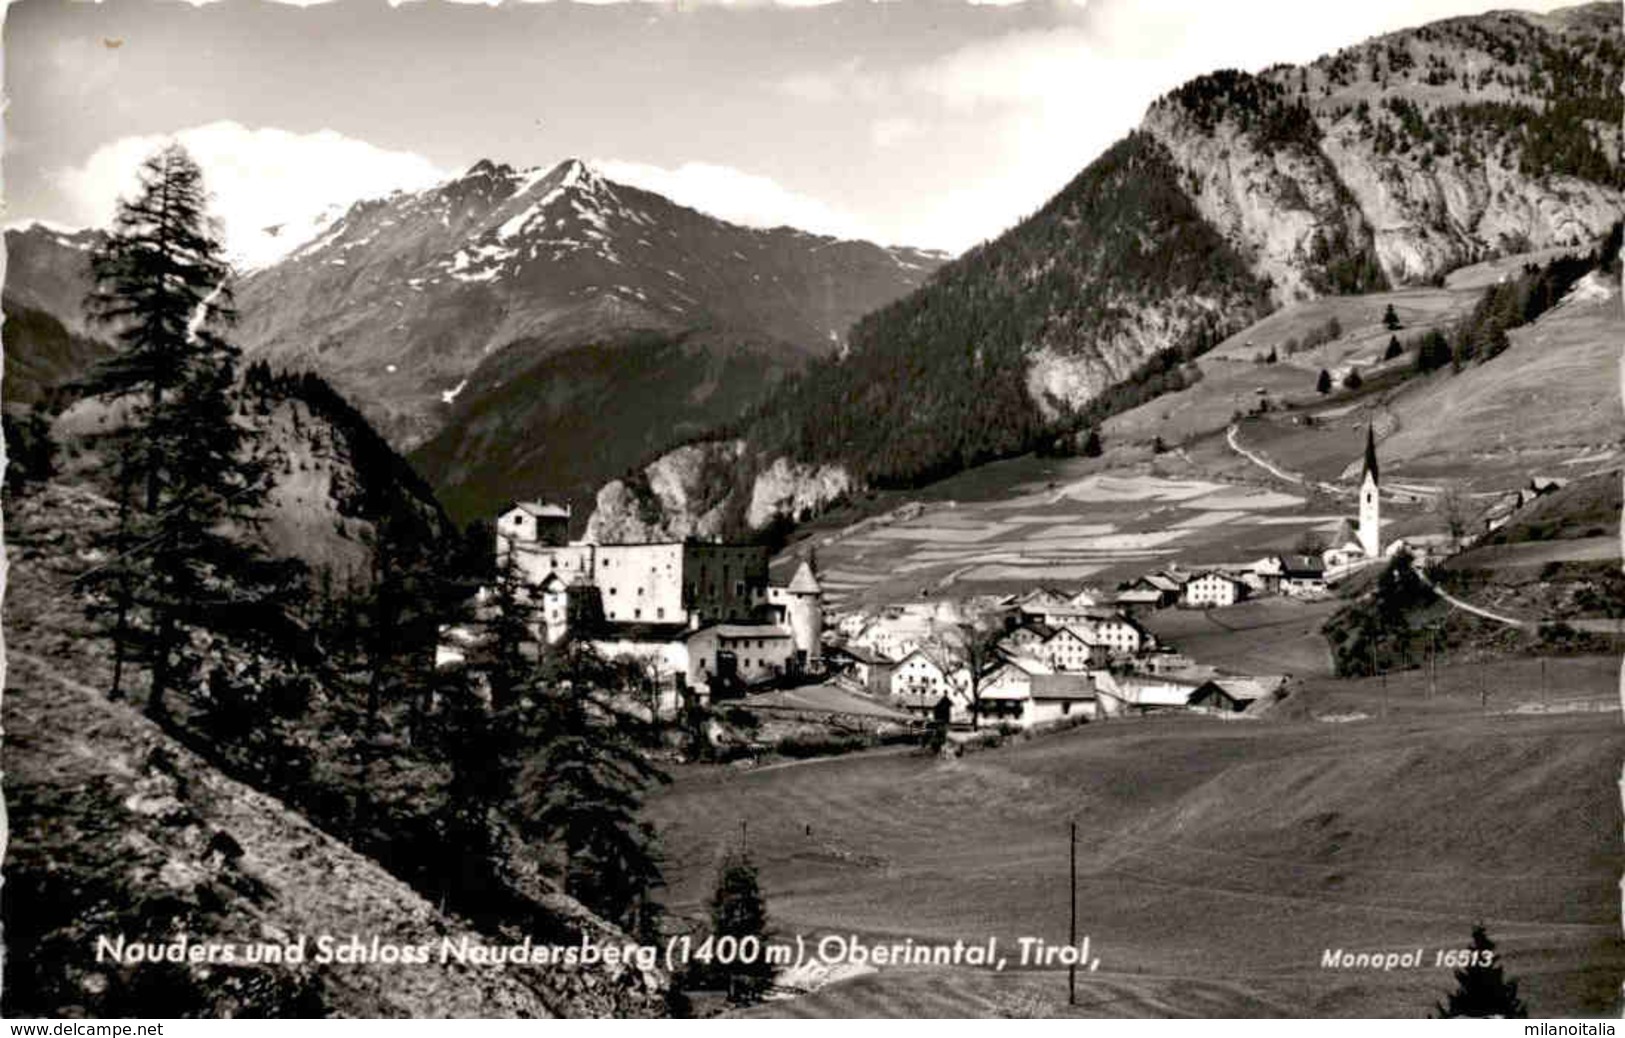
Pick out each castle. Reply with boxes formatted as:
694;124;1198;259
494;501;824;695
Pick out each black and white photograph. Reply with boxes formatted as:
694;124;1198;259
2;0;1623;1020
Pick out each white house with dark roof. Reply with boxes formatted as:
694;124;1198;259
890;646;967;713
1182;571;1249;608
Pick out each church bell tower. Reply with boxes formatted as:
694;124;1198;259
1358;425;1381;558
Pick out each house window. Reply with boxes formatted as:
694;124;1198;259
657;608;665;619
634;608;642;619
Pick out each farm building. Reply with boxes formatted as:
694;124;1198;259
1189;676;1287;714
1094;672;1203;716
1113;587;1166;613
1127;572;1186;608
1027;673;1098;725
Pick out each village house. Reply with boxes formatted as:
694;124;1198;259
1077;613;1148;657
890;646;966;714
1016;587;1102;629
973;655;1098;728
1245;555;1284;595
1277;554;1328;598
849;611;934;662
1044;625;1105;671
823;643;894;696
998;621;1053;658
1182;570;1249;608
1125;571;1187;609
976;653;1051;725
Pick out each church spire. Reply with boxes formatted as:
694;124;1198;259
1362;423;1380;486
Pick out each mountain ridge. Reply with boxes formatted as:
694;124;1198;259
587;1;1624;542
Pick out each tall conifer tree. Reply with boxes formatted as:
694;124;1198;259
81;144;291;719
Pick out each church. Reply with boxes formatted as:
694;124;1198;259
491;501;825;698
1321;426;1384;572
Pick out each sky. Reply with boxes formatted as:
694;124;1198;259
3;0;1581;266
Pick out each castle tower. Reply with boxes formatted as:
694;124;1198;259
786;560;824;668
1357;425;1381;558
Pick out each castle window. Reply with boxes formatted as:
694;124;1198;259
658;608;665;619
635;608;642;619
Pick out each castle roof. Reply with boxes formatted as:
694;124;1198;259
788;560;822;594
1362;425;1380;485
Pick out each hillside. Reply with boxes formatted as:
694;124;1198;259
44;364;456;581
2;222;106;335
591;3;1622;541
2;473;669;1017
648;703;1624;1017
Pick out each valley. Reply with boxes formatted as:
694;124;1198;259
4;0;1622;1022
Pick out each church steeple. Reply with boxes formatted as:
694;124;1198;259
1362;423;1380;487
1357;424;1381;558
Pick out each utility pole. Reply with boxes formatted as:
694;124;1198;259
1069;819;1078;1007
740;819;748;855
1430;628;1441;700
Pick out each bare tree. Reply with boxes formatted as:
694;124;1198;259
1436;481;1473;549
932;604;1007;731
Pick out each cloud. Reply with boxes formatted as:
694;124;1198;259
870;116;926;149
594;158;878;241
56;122;450;268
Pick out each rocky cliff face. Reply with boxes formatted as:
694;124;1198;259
1317;127;1620;284
1146;4;1622;293
583;439;852;545
47;365;454;584
1142;95;1382;304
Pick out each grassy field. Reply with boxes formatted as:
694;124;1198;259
649;682;1624;1018
786;461;1361;610
1107;252;1620;495
1381;274;1622;475
1139;598;1342;679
